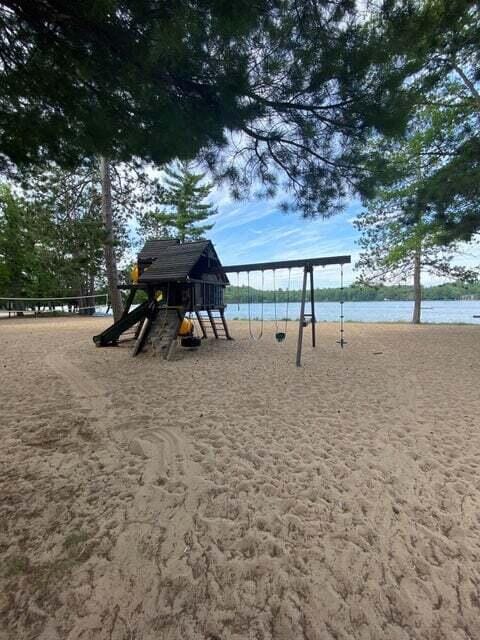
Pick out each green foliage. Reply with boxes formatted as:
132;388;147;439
139;162;215;242
0;0;478;261
0;1;268;168
1;555;29;578
0;160;164;299
354;101;478;289
224;282;480;304
0;185;36;296
0;180;100;299
205;1;424;216
358;1;480;242
0;1;435;216
15;165;106;298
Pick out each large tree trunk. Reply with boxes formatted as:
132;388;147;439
412;246;422;324
100;156;123;322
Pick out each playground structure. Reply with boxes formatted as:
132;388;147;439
93;239;232;359
93;237;351;365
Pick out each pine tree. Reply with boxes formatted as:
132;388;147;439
354;202;472;324
2;0;477;228
0;1;434;216
0;185;34;296
354;104;477;323
17;161;161;311
139;163;215;243
21;163;107;301
359;0;480;242
100;157;123;321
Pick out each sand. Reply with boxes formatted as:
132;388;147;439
1;316;479;640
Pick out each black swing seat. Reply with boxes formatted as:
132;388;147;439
302;312;313;327
275;332;286;342
181;336;202;349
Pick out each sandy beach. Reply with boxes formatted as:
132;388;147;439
1;316;479;640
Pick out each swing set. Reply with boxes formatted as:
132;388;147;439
224;254;351;366
94;236;350;366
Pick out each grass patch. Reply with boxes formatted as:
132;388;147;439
63;530;89;552
2;555;29;577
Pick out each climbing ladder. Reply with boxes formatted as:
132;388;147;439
195;309;232;340
132;306;184;360
148;307;184;359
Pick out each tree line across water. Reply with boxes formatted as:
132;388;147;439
224;282;480;304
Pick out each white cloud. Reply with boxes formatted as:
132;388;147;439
211;202;278;232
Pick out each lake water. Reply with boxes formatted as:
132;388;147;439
95;300;480;324
223;300;480;324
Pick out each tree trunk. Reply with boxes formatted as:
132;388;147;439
412;246;422;324
100;156;123;322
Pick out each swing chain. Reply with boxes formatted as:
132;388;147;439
236;272;240;311
274;268;291;343
284;268;291;335
247;270;264;340
273;269;277;332
337;263;347;348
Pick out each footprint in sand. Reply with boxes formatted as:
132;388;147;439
46;353;191;490
131;427;187;483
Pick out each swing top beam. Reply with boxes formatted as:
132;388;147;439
223;255;351;273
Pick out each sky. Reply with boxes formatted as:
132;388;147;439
207;190;361;288
130;167;479;290
205;189;480;289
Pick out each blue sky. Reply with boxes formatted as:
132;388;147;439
204;186;480;289
131;169;479;289
207;191;361;288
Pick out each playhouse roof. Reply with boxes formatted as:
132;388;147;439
138;238;180;263
138;239;229;284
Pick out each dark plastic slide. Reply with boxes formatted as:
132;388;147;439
93;300;150;347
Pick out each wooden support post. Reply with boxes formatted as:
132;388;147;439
309;266;316;348
132;292;157;356
296;266;308;367
120;288;136;321
132;317;152;356
165;310;184;361
134;317;144;339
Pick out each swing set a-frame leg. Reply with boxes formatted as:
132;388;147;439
310;265;316;348
296;266;308;367
296;264;316;366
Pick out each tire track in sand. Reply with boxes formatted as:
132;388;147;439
44;352;205;639
46;352;107;413
45;350;199;523
45;353;185;473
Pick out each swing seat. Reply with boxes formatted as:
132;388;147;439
181;336;202;349
275;331;286;342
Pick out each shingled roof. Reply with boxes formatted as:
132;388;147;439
138;239;229;284
138;238;180;263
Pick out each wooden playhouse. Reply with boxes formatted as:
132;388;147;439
93;238;232;359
